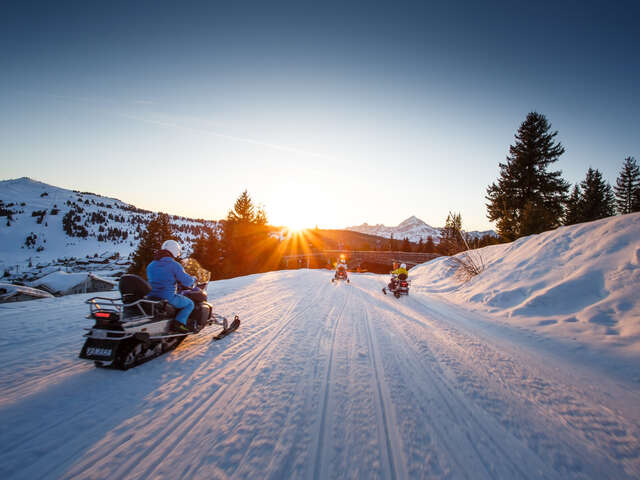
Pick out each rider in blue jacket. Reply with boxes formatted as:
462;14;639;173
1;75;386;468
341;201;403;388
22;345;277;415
146;239;196;333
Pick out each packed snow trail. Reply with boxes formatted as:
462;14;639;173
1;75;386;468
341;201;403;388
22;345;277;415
0;269;638;479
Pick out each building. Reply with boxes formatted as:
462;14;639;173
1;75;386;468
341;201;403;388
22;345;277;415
30;271;117;296
0;282;54;302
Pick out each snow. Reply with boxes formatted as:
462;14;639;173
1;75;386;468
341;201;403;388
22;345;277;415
0;215;639;479
410;212;640;359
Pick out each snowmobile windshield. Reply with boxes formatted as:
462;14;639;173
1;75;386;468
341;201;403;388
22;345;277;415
182;258;211;283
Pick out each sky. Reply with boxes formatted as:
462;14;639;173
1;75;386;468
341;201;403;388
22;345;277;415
1;0;639;231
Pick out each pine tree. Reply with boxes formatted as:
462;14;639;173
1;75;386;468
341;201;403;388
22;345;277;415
424;236;436;253
614;156;640;214
439;212;465;255
564;185;583;226
191;227;221;277
486;112;569;240
128;213;173;278
222;191;271;277
401;237;411;252
579;168;615;222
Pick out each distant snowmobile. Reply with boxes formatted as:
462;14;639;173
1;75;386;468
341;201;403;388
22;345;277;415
332;256;350;283
382;273;410;298
79;258;239;370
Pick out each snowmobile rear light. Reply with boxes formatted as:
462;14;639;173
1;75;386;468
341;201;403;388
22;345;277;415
92;311;118;321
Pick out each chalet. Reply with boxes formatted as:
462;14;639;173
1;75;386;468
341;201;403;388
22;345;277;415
30;271;117;296
0;283;54;303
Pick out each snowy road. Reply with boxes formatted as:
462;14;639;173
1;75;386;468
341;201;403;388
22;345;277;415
1;269;639;479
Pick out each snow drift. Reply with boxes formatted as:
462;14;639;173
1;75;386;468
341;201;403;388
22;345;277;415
410;213;640;357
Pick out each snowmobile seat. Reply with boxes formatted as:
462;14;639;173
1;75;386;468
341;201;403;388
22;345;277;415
397;273;408;281
119;274;152;304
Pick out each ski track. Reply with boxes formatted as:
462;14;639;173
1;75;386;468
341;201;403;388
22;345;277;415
0;269;639;479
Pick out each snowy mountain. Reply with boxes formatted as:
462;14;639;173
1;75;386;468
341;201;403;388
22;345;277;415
1;213;639;478
0;177;217;278
346;215;497;243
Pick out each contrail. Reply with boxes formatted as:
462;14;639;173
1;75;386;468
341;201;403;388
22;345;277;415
119;113;333;160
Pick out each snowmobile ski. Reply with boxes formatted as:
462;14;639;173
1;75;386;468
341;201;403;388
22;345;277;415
212;316;240;340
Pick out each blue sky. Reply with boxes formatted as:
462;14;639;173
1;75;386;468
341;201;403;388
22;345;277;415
1;0;638;230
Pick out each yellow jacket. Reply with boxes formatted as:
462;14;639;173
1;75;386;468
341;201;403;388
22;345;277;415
392;267;408;277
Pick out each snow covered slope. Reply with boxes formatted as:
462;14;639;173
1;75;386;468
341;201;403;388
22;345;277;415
411;212;640;357
347;215;495;243
1;266;639;479
0;177;217;273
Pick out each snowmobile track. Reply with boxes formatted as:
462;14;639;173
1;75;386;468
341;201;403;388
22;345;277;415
124;282;334;480
312;283;352;480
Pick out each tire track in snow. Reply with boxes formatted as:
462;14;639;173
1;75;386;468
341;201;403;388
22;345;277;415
312;283;352;480
102;278;334;480
360;288;407;480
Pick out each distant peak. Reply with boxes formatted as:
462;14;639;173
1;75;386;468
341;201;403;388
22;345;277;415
398;215;424;226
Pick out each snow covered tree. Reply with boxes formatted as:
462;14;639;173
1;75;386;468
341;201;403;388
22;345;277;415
614;156;640;214
128;213;173;278
563;185;583;226
579;168;615;222
486;112;569;240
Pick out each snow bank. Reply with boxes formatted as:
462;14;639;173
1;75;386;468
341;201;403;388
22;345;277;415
410;213;640;356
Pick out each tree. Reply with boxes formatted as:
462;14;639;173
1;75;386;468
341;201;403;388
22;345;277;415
401;237;411;252
191;226;222;277
128;213;173;278
438;212;465;255
424;236;436;253
486;112;569;240
564;184;583;226
614;156;640;214
221;190;273;277
579;167;615;222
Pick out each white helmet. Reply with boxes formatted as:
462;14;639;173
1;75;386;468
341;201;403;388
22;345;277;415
161;239;181;259
400;263;406;269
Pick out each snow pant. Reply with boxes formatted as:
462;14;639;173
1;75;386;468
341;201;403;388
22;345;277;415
168;294;194;325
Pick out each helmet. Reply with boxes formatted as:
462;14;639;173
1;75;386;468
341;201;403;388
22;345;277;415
161;239;181;259
400;263;406;269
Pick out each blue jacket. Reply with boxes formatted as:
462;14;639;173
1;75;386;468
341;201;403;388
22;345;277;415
146;256;195;299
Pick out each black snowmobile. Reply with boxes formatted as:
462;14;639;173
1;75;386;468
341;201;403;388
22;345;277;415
79;258;240;370
382;273;410;298
332;266;350;283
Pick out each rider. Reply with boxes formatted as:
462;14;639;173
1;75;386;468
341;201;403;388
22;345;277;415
335;255;348;280
389;263;409;290
146;239;197;333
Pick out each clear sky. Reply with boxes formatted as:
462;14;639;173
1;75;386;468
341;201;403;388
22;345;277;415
1;0;638;230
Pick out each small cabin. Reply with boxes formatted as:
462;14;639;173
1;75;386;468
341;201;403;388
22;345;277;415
0;283;54;303
30;271;117;296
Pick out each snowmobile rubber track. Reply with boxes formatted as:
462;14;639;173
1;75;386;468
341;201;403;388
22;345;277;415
95;336;186;370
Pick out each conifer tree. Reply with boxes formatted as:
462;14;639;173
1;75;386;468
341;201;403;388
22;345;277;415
614;156;640;214
486;112;569;240
579;168;615;222
401;237;411;252
129;213;173;278
439;212;465;255
564;185;583;226
191;226;221;276
425;236;436;254
222;190;271;276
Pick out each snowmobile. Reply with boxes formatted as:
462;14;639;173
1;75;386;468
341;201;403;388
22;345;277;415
79;258;240;370
332;267;350;283
382;273;410;298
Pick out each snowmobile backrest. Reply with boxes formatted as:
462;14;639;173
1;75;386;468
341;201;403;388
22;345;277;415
119;274;152;304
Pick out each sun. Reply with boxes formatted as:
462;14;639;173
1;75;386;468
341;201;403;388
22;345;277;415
285;221;308;233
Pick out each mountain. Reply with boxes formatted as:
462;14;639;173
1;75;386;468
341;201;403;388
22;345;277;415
0;177;217;279
346;215;497;243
